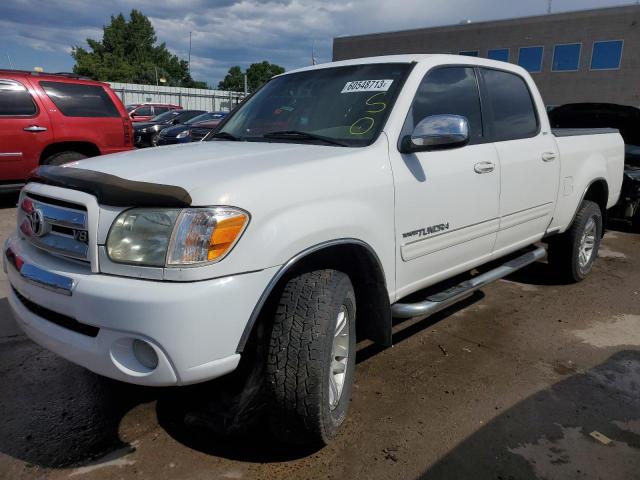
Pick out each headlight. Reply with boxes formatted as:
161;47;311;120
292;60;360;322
176;130;190;139
106;207;249;267
139;128;148;133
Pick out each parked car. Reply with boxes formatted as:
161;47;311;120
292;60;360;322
156;112;227;145
133;109;206;147
4;55;624;447
549;103;640;230
0;70;133;190
127;103;181;123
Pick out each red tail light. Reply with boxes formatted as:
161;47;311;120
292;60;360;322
122;116;133;147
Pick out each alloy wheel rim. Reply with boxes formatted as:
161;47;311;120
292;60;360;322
329;306;349;410
578;217;597;269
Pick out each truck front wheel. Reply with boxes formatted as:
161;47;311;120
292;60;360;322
547;200;603;282
266;269;356;446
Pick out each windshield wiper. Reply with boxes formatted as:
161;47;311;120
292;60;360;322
262;130;348;147
209;131;242;141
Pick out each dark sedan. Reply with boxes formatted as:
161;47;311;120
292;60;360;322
133;109;206;147
156;112;227;146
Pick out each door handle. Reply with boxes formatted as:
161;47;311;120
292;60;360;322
542;151;557;162
474;161;495;174
23;125;48;132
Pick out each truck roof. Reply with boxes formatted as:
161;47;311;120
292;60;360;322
286;53;526;76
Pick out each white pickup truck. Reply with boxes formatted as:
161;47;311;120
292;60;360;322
4;55;623;446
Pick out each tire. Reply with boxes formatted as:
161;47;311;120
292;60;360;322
150;133;160;147
547;200;603;282
632;206;640;233
266;269;356;446
43;151;87;166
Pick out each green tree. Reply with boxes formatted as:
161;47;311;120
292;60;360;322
218;61;285;92
71;10;207;88
217;66;244;91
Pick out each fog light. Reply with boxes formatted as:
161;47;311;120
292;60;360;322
133;339;159;370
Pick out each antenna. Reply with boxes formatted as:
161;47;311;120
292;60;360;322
312;40;317;65
188;31;192;75
6;52;13;69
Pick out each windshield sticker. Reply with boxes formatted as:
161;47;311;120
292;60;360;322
341;79;394;94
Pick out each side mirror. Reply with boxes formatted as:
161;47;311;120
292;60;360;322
400;114;469;153
172;118;181;125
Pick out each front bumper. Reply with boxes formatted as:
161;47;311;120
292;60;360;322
4;234;277;386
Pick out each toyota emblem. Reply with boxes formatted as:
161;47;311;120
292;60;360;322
28;209;46;237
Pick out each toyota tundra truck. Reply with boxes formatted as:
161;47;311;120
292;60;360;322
4;55;624;446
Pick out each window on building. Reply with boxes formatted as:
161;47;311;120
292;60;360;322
407;67;484;143
552;43;581;71
40;81;119;117
480;68;538;142
518;46;544;73
487;48;509;62
591;40;623;70
459;50;479;57
0;80;37;116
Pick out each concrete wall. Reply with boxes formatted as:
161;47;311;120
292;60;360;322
107;82;246;112
333;5;640;107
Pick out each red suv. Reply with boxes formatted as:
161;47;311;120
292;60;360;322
127;103;182;122
0;70;134;189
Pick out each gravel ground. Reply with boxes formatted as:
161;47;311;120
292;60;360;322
0;193;638;480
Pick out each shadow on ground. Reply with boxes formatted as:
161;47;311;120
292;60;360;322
0;192;19;210
421;350;640;480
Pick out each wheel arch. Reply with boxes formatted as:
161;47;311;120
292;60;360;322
236;238;392;353
40;141;101;164
574;178;609;234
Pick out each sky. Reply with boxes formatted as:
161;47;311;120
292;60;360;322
0;0;635;87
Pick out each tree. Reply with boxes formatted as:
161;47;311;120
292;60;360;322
217;66;244;91
218;61;285;92
71;10;207;88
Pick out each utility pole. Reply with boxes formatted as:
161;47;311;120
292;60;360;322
6;52;13;69
243;74;248;95
547;0;552;14
312;40;317;65
188;31;192;76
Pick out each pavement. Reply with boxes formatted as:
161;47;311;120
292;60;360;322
0;192;638;480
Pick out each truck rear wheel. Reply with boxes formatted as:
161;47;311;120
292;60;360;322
547;200;602;282
43;151;87;166
266;269;356;446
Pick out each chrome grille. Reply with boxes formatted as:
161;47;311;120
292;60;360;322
18;194;89;261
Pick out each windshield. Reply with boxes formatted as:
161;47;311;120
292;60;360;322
187;112;223;124
213;63;411;147
151;110;181;122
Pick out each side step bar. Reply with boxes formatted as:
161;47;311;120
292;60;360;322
391;246;547;319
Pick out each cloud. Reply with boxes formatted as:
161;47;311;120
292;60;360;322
0;0;629;85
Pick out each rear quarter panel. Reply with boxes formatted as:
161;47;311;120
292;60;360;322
549;132;624;232
32;80;129;153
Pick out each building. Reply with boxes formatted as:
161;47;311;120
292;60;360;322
333;5;640;107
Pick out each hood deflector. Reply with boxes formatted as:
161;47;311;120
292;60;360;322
28;166;192;207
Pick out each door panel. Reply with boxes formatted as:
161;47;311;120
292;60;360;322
391;66;500;299
0;78;52;181
479;68;560;255
392;144;501;298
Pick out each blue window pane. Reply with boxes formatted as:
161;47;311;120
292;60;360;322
553;43;581;71
459;50;479;57
487;48;509;62
518;46;544;73
591;40;623;70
